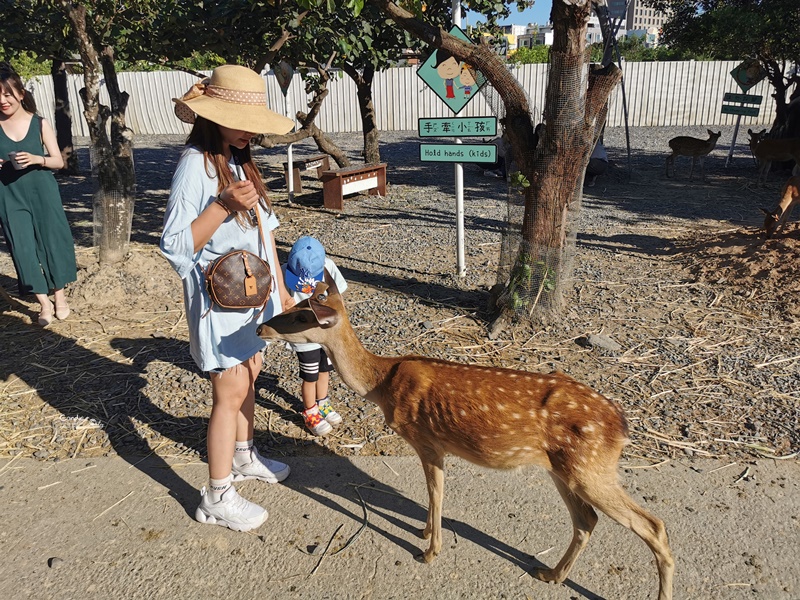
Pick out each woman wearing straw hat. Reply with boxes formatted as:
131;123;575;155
161;65;295;531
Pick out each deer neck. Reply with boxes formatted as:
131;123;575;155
322;322;396;400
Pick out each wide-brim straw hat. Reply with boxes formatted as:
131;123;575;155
173;65;293;135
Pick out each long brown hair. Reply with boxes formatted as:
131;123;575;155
186;116;271;228
0;63;37;114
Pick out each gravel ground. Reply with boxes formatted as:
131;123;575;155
0;124;798;468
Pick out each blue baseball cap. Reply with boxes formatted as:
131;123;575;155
285;236;325;294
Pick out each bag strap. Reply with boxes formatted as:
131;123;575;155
251;207;272;321
239;162;274;320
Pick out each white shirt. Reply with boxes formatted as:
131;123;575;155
160;146;283;372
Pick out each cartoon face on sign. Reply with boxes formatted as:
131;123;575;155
459;64;476;96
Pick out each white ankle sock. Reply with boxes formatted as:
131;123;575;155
233;439;254;467
208;474;232;502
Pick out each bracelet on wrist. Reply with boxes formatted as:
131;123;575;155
215;195;232;215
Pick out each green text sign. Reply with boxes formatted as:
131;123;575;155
418;117;497;138
419;143;497;163
723;93;762;105
721;104;760;117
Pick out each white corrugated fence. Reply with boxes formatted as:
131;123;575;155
26;61;776;137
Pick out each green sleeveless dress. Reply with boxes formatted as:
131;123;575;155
0;115;76;295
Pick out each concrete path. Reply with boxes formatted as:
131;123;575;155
1;455;798;599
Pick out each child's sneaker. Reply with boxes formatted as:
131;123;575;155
317;397;342;426
302;405;332;436
194;486;268;532
231;447;290;483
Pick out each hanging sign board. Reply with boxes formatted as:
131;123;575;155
729;59;767;93
274;60;294;97
416;26;487;115
418;116;497;137
419;143;497;163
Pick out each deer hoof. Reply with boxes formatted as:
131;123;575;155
415;547;438;564
532;567;566;584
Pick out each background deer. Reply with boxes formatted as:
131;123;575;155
665;129;721;181
748;129;800;185
258;283;674;600
760;176;800;237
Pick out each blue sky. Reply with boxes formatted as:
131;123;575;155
466;2;552;27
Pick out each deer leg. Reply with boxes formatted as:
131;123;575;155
759;161;770;185
775;204;793;236
417;451;445;563
576;477;675;600
688;157;696;181
533;472;598;584
665;155;673;178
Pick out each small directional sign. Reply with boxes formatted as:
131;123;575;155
419;143;497;163
721;104;760;117
418;117;497;138
417;26;487;115
723;93;762;105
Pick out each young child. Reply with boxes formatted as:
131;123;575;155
282;236;348;436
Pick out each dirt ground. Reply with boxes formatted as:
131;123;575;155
0;129;798;468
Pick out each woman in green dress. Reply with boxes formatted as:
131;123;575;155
0;64;76;326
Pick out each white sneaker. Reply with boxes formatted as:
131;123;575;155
194;486;268;532
302;405;333;437
317;398;342;426
231;447;290;483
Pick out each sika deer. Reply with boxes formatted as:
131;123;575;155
665;129;721;181
258;282;674;600
748;129;800;185
760;176;800;237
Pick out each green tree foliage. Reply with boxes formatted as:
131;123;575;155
590;35;711;62
0;50;51;79
507;45;550;64
645;0;800;62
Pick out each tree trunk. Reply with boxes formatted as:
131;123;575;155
51;59;79;175
343;63;381;164
500;2;620;323
63;2;136;266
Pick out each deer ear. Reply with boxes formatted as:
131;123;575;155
323;269;341;295
308;282;340;326
748;129;753;135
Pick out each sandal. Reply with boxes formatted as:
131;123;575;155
54;302;70;320
38;301;54;327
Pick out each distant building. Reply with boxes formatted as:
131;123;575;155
497;24;528;51
626;26;661;48
623;0;669;31
515;17;626;48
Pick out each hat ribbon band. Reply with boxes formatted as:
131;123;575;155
205;84;266;105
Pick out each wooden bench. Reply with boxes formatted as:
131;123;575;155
321;163;387;210
282;154;330;193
